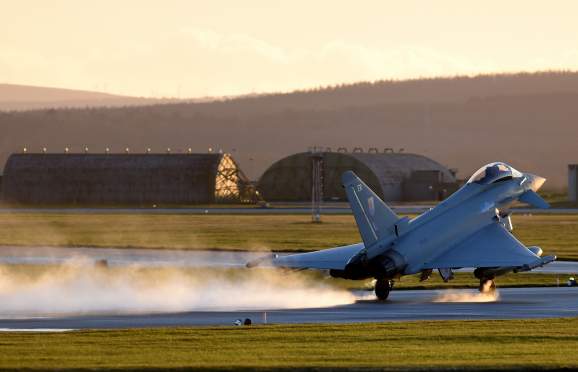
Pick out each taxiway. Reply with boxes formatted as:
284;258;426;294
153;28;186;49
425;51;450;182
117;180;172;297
1;246;576;273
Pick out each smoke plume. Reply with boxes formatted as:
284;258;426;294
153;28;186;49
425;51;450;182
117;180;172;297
433;288;499;303
0;261;355;315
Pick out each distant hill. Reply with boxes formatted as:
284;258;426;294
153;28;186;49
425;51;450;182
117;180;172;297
133;70;578;118
1;71;577;191
0;84;219;111
3;70;578;112
0;84;124;102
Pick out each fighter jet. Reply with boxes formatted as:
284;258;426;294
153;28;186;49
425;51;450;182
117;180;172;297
247;163;556;300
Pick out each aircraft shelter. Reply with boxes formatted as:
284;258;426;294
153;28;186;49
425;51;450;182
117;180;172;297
256;151;458;202
1;153;258;204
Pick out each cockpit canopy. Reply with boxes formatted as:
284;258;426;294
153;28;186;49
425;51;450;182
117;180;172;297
467;162;523;185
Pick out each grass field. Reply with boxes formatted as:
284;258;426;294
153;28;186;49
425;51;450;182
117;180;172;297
1;318;578;370
536;189;578;209
0;212;577;260
0;212;360;251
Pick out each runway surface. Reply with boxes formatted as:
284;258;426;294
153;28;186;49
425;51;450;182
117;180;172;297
1;246;576;273
0;246;268;268
1;287;577;330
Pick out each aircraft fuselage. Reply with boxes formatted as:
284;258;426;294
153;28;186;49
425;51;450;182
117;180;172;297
345;173;545;280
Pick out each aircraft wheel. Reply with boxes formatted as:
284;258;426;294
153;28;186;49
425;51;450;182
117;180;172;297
375;279;392;301
479;279;497;297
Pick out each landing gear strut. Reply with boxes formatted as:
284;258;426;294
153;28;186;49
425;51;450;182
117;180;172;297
479;279;496;297
375;279;394;300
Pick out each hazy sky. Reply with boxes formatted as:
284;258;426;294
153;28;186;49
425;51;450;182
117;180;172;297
2;0;577;98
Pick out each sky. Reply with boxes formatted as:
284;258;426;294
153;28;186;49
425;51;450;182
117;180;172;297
1;0;577;98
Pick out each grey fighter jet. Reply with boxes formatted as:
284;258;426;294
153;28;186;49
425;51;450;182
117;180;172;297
247;163;555;300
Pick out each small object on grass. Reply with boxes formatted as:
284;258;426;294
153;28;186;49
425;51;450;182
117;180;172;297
234;319;243;326
263;312;267;324
244;318;252;325
205;210;208;213
94;259;108;267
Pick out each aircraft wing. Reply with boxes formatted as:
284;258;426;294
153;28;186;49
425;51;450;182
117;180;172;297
423;222;548;269
246;243;364;270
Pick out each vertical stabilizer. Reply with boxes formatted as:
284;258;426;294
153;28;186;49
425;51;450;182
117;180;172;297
341;171;400;248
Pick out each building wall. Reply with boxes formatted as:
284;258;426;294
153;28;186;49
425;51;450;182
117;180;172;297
1;153;235;204
569;165;578;202
402;170;459;201
257;152;457;202
257;152;384;202
345;153;455;201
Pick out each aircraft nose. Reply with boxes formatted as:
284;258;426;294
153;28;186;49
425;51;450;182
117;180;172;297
525;174;546;191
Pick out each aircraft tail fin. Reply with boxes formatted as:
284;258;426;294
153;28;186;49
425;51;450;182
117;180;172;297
341;171;400;248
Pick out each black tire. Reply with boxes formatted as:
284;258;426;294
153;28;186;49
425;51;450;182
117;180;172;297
479;279;496;297
479;278;487;293
375;279;391;301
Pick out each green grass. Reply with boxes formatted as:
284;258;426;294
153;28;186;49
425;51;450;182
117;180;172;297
1;318;578;370
509;213;578;260
534;189;578;209
0;213;577;260
0;213;361;251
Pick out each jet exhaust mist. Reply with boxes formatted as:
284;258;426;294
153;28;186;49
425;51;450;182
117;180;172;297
0;261;356;315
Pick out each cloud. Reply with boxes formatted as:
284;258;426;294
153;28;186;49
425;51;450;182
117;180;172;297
0;43;86;88
165;28;501;96
179;28;494;79
0;43;49;71
0;30;576;98
181;28;302;63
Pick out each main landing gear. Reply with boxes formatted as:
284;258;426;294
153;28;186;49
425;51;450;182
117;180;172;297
375;279;394;300
479;278;496;297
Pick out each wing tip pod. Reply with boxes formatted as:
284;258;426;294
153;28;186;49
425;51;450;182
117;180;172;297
246;253;278;268
517;254;556;272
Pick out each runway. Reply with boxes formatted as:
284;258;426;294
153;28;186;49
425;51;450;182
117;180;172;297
1;246;576;273
1;287;577;330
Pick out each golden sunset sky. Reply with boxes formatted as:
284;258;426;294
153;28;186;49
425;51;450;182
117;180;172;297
2;0;577;98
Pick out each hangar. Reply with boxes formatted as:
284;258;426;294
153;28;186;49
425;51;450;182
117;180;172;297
1;152;257;204
256;151;458;202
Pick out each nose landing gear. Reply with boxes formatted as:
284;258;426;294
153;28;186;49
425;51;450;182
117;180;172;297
375;279;394;300
479;278;496;297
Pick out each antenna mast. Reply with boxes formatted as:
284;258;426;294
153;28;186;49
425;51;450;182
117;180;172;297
309;139;323;223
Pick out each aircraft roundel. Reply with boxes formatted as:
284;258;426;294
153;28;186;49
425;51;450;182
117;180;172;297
367;196;375;218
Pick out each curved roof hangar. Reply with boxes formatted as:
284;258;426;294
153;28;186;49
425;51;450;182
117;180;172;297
257;152;456;202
